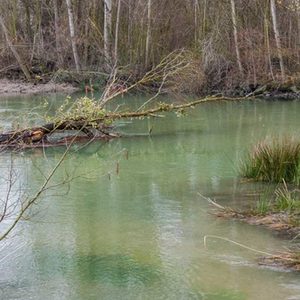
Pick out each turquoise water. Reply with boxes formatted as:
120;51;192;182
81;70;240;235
0;94;299;300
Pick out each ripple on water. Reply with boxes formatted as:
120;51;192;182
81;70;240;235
1;97;300;300
66;253;160;287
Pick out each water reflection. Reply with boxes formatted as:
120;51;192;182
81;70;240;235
0;96;299;299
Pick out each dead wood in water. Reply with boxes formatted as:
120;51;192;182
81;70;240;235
0;95;248;149
0;121;116;148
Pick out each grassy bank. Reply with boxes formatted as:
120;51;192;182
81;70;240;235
211;188;300;271
209;137;300;271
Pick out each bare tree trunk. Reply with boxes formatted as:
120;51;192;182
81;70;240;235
53;0;63;67
22;0;33;42
270;0;285;80
230;0;243;76
0;15;31;81
104;0;112;70
202;0;207;39
297;9;300;65
65;0;81;72
194;0;199;44
83;18;90;68
145;0;152;67
264;13;275;80
11;0;18;38
114;0;121;64
288;18;292;49
127;0;133;64
33;0;43;58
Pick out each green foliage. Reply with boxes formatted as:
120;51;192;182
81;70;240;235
253;184;300;216
47;96;112;127
241;138;300;185
274;184;300;213
255;194;272;216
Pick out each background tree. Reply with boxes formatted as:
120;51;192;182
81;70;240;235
0;0;299;88
66;0;81;72
104;0;112;70
270;0;285;80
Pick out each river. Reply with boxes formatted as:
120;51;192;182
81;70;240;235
0;93;299;300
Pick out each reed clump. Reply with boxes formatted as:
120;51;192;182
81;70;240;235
241;138;300;185
254;183;300;216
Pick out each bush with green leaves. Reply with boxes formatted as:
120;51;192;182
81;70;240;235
46;96;113;128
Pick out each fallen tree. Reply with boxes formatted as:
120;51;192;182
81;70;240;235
0;51;251;149
0;95;248;149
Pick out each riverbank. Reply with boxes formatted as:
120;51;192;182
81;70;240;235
226;81;300;100
1;72;300;100
212;203;300;271
0;79;79;95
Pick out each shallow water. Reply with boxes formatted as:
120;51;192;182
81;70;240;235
0;94;299;300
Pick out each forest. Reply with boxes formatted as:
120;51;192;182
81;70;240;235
0;0;299;94
0;1;300;299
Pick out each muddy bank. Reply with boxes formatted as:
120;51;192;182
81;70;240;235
246;213;299;236
0;79;79;96
216;210;300;238
213;208;300;271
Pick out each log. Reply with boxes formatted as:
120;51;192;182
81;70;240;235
0;95;248;149
0;120;109;146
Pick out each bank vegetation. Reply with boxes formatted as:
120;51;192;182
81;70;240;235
0;0;300;94
208;137;300;271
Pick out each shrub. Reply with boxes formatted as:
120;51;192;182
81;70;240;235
241;138;300;185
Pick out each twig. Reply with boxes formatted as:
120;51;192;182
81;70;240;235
203;235;274;256
0;135;75;242
198;192;226;210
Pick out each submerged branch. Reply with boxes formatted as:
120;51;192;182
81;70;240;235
0;95;249;149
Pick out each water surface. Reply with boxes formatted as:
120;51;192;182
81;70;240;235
0;94;299;300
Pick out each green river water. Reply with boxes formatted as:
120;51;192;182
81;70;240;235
0;94;299;300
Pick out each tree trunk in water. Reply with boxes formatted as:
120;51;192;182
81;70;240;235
0;95;243;147
270;0;285;80
104;0;112;70
145;0;152;67
114;0;121;64
230;0;243;76
65;0;81;72
0;15;31;81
